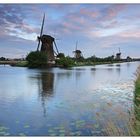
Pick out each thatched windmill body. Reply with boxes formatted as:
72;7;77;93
37;14;59;62
115;48;121;60
73;41;83;59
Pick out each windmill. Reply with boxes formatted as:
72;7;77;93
115;48;121;60
73;41;83;59
36;13;59;62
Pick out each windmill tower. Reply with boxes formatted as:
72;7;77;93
115;48;121;60
73;41;83;59
37;13;59;62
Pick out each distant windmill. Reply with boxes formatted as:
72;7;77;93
36;13;59;62
115;48;121;60
73;41;83;59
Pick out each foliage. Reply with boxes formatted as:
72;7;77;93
73;57;85;62
134;66;140;106
55;57;75;68
26;51;48;68
0;57;6;61
86;55;115;63
57;53;65;58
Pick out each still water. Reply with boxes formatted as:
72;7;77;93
0;62;140;136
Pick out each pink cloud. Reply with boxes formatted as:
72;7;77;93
79;8;99;18
67;14;85;25
100;20;119;29
58;5;126;36
59;9;99;34
119;30;140;38
20;22;39;33
102;5;126;21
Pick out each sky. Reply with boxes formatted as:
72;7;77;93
0;4;140;58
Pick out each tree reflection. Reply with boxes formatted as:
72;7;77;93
107;67;113;73
75;71;82;81
56;71;72;81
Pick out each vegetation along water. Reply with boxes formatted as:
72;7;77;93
133;66;140;135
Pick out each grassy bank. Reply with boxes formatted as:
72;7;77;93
74;61;123;67
133;66;140;135
13;60;126;68
13;61;28;67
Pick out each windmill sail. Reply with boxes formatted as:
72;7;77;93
76;41;78;50
37;13;45;51
119;48;121;53
54;40;59;54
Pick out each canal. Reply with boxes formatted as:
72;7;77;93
0;61;140;136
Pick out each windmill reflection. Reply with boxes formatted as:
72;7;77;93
127;62;130;68
39;72;54;117
41;72;54;96
116;66;121;76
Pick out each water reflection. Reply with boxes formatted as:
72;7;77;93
108;64;114;67
116;64;121;67
74;68;85;81
0;62;140;136
40;72;54;97
56;71;72;81
39;72;54;117
91;67;96;71
107;67;113;73
75;71;82;81
116;67;121;76
90;67;96;77
127;62;130;68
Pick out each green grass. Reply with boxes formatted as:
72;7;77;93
15;61;28;67
134;66;140;108
74;61;123;67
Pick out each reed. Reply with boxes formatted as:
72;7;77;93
133;65;140;135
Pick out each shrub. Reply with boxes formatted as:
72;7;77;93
57;53;65;58
0;57;6;61
55;57;75;68
26;51;48;68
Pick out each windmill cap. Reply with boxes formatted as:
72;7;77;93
116;53;121;55
42;34;55;41
74;50;81;53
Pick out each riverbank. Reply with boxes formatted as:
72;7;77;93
0;60;27;67
73;61;124;67
8;60;134;68
1;59;140;68
134;66;140;135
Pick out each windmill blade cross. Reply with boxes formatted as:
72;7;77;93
76;41;78;50
37;13;45;51
54;40;59;54
37;39;41;51
53;50;58;56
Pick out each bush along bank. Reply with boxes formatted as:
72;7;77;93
26;51;48;68
55;57;75;68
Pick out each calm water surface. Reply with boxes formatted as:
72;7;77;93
0;62;140;136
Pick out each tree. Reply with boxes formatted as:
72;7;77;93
57;53;65;58
0;57;6;61
26;51;48;68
